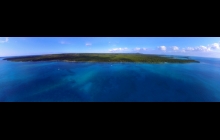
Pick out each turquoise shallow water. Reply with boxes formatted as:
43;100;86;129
0;56;220;102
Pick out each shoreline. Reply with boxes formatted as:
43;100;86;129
3;59;200;64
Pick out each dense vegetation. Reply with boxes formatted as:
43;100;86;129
4;53;200;63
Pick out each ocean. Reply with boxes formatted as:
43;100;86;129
0;56;220;102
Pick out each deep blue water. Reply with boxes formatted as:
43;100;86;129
0;56;220;102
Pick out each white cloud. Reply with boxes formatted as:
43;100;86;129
196;46;211;52
151;42;220;56
180;43;220;54
184;46;211;52
158;46;166;51
134;47;147;51
186;47;194;51
86;43;92;46
172;46;179;51
181;49;186;52
109;47;128;52
0;37;9;43
134;47;141;51
209;43;220;49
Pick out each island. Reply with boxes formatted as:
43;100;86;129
3;53;200;63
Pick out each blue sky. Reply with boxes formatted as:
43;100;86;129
0;37;220;58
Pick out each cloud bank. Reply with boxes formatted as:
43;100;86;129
109;47;128;52
134;47;147;51
183;44;220;52
209;43;220;49
172;46;179;51
134;47;141;51
165;43;220;54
